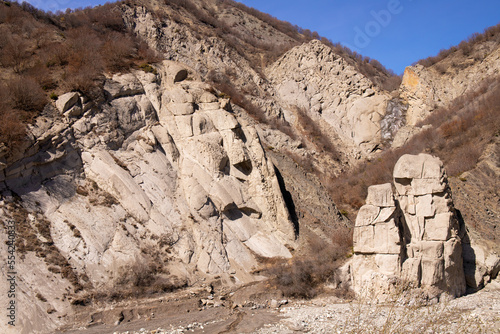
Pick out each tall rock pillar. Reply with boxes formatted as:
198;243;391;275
351;154;466;300
393;154;466;297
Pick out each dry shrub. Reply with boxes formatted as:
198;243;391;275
137;40;162;64
0;1;159;153
101;31;136;71
0;109;26;150
295;107;340;161
266;229;352;299
207;70;297;139
418;22;500;68
0;34;30;73
6;200;84;291
42;42;70;67
83;259;189;303
25;61;57;90
7;76;47;113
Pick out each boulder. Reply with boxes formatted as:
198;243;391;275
56;92;80;113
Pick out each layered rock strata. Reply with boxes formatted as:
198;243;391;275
266;40;391;156
351;154;466;300
0;61;297;333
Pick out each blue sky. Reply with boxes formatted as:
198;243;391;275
24;0;500;74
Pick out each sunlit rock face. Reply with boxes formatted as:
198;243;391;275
351;154;466;301
0;61;297;333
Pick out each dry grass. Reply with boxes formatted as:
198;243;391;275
264;228;352;299
70;258;187;306
295;107;341;161
7;200;85;292
330;282;495;334
207;70;298;140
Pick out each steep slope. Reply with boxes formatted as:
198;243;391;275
398;24;500;129
0;60;301;333
122;0;398;162
266;40;392;157
1;1;499;333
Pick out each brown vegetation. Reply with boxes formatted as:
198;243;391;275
0;1;159;154
152;0;400;91
329;77;500;217
71;259;187;305
8;200;85;292
295;107;341;161
207;70;297;140
264;228;353;299
418;22;500;68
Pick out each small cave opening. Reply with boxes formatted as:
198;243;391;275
234;160;253;176
273;165;299;237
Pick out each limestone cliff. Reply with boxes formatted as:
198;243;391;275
266;40;392;157
0;62;298;333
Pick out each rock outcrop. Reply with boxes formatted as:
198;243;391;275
351;154;466;300
0;61;298;333
266;40;392;157
394;154;466;297
399;44;500;126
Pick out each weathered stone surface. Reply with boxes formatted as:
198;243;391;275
424;213;452;241
420;258;444;286
352;154;466;299
415;194;434;217
104;72;145;98
167;102;195;115
352;182;403;295
394;154;426;179
353;220;401;254
175;115;194;137
56;92;80;113
365;183;394;207
0;60;299;332
207;109;239;131
355;205;380;227
244;232;292;259
162;60;191;84
265;39;391;157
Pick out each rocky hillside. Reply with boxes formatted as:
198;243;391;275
0;1;499;333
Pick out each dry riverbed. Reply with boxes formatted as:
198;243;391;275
58;278;500;334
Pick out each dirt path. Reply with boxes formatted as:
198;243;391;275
56;279;500;334
56;281;284;334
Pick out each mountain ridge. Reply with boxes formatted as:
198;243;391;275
0;1;499;333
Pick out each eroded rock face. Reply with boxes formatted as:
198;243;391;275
351;154;466;300
266;40;391;156
351;184;404;298
0;61;297;333
399;44;500;126
394;154;465;298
